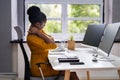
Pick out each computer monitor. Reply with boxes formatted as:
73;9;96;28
82;24;106;47
99;22;120;56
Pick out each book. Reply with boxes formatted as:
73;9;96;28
58;57;79;63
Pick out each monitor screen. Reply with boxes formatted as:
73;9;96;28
99;22;120;56
82;24;106;47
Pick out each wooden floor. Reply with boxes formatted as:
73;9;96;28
0;78;119;80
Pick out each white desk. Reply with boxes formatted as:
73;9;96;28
48;47;120;80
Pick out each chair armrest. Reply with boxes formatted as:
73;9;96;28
36;62;50;67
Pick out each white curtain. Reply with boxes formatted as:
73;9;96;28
104;0;113;24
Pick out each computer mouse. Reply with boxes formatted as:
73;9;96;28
92;58;98;62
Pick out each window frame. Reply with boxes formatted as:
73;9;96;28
25;0;104;41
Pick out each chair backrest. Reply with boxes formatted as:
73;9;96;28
82;24;106;47
99;22;120;56
14;26;31;80
14;26;24;40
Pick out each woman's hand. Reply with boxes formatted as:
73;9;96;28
28;27;55;44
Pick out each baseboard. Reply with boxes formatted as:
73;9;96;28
79;77;119;80
81;79;119;80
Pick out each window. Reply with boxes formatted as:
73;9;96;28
25;0;103;41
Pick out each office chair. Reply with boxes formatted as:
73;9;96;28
14;26;63;80
82;24;106;47
99;22;120;56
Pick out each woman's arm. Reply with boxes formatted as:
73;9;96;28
28;27;55;44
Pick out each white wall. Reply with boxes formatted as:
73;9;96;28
11;0;18;40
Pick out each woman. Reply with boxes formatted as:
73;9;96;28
27;6;79;80
27;6;59;78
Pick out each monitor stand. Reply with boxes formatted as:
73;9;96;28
91;48;115;62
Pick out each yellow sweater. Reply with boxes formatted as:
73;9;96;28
27;30;59;77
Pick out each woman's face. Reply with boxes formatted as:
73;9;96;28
35;21;46;30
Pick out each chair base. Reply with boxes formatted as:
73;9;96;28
31;75;64;80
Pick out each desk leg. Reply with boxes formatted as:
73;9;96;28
118;70;120;79
86;71;90;80
64;70;70;80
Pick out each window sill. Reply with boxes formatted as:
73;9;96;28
10;40;120;43
10;40;83;43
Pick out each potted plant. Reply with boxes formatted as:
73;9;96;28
67;35;75;50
